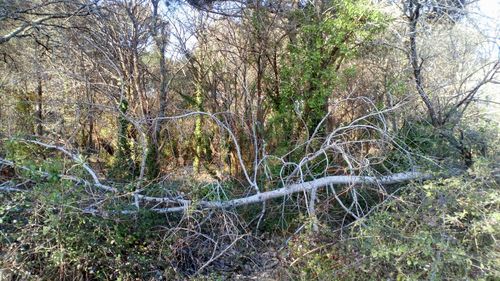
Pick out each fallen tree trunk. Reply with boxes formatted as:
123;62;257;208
1;153;432;213
150;171;433;213
1;139;437;214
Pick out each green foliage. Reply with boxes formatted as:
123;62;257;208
399;120;451;158
1;0;498;279
4;140;64;181
379;120;453;173
394;118;495;170
145;136;160;180
352;169;499;280
289;162;499;280
271;0;387;142
0;179;174;280
288;232;339;280
13;90;35;136
110;99;137;180
193;81;204;173
4;140;91;184
4;139;38;164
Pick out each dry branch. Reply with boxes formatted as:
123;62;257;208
0;137;437;215
150;171;432;213
0;150;432;214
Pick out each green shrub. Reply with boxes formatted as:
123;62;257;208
359;166;497;280
0;175;174;280
287;160;499;280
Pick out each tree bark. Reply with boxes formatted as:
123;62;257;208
408;0;440;127
147;0;169;179
147;171;434;213
36;77;43;136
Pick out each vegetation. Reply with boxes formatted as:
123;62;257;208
0;0;498;280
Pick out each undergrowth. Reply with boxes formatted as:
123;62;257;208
287;158;499;280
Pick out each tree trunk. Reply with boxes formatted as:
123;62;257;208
408;0;440;127
193;81;203;173
148;0;169;179
36;78;43;136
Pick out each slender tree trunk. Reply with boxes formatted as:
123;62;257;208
147;0;169;179
86;74;94;151
148;44;168;179
193;81;203;173
87;108;94;151
116;99;133;179
408;0;440;127
36;77;43;136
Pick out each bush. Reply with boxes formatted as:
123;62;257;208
287;160;499;280
0;178;174;280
